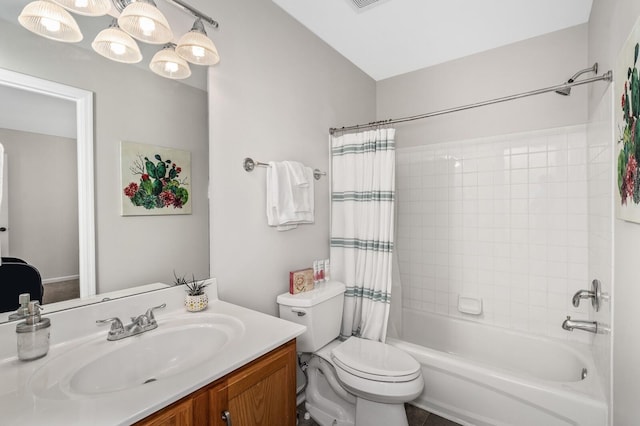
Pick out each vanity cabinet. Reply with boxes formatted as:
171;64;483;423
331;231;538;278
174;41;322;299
136;398;194;426
136;339;297;426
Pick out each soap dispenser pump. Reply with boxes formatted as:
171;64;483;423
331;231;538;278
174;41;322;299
8;293;31;321
16;301;50;361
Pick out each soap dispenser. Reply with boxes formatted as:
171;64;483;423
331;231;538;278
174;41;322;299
16;301;50;361
8;293;31;321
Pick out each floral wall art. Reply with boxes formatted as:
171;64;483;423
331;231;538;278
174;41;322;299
617;17;640;222
121;141;191;216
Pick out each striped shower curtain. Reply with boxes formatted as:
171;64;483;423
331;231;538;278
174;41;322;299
330;128;395;342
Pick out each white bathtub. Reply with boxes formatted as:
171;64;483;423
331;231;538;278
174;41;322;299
387;309;607;426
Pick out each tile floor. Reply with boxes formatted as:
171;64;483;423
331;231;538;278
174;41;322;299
297;403;462;426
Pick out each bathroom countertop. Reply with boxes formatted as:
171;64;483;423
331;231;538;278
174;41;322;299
0;282;305;425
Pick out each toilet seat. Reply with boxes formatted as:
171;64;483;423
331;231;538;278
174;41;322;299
331;337;421;382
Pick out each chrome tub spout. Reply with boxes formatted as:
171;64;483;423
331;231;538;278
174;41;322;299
562;316;598;334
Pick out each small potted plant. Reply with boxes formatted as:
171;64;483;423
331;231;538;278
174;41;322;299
174;272;209;312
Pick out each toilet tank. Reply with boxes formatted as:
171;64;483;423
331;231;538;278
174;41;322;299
277;281;346;353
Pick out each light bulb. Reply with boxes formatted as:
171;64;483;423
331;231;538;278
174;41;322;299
191;46;205;58
150;43;190;79
175;19;219;65
164;62;179;73
139;16;156;36
110;42;126;55
41;17;62;32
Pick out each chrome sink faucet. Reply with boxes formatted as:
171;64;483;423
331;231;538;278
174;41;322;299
562;316;598;334
97;303;166;341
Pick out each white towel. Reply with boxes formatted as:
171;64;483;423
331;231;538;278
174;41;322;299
283;161;312;213
285;160;308;187
266;161;314;231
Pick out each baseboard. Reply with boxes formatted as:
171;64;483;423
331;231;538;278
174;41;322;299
43;275;80;285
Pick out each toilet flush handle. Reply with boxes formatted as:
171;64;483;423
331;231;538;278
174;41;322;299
291;308;307;317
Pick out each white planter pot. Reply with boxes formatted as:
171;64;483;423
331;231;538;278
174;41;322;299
185;293;208;312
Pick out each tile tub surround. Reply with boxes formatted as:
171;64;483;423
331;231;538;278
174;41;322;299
396;125;591;343
0;280;306;425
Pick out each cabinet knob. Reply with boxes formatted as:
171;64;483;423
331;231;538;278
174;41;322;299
221;410;232;426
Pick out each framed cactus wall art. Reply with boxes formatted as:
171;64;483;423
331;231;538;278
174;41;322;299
121;141;192;216
616;16;640;223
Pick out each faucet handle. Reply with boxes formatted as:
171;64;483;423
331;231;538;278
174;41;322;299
131;315;150;327
145;303;167;322
96;317;125;336
571;279;602;311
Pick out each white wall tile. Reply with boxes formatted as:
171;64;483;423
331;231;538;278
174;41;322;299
396;125;588;339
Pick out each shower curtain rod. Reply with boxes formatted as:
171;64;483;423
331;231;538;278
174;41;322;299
329;70;613;135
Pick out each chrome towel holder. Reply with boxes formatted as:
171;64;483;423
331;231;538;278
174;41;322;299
243;157;326;180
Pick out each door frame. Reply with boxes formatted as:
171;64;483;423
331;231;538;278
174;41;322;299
0;68;96;297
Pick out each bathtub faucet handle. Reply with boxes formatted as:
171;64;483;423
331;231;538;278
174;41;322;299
571;279;602;312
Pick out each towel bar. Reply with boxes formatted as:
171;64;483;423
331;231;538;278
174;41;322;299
243;157;326;180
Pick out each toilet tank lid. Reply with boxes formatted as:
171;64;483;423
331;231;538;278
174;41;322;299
277;281;346;307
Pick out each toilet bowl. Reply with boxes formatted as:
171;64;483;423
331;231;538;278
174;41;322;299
331;336;423;404
277;281;424;426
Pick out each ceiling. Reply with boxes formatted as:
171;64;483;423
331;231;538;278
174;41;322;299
272;0;593;81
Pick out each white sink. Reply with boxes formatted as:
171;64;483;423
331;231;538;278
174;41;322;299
28;313;245;399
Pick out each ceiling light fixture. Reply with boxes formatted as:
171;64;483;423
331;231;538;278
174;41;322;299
17;0;220;79
115;0;173;45
18;0;83;43
92;18;142;63
51;0;111;16
176;18;219;65
150;43;191;79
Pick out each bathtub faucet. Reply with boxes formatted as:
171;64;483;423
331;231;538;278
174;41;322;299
571;279;602;311
562;316;598;334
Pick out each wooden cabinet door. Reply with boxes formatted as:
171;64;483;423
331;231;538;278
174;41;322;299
135;399;193;426
211;340;297;426
134;387;209;426
136;340;297;426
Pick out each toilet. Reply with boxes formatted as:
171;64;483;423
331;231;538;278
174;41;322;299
277;281;424;426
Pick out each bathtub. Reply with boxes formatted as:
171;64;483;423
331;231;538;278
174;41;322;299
387;309;607;426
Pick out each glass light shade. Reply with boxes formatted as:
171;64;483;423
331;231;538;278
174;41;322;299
18;0;83;43
176;30;220;66
92;22;142;64
51;0;111;16
150;45;191;80
118;1;173;45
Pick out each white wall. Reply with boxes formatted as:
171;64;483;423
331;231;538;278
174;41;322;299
0;20;210;293
204;0;376;315
377;24;589;147
0;85;75;139
588;1;640;424
0;128;78;280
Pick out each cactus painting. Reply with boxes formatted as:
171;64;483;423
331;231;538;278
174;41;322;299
616;17;640;223
121;141;191;216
